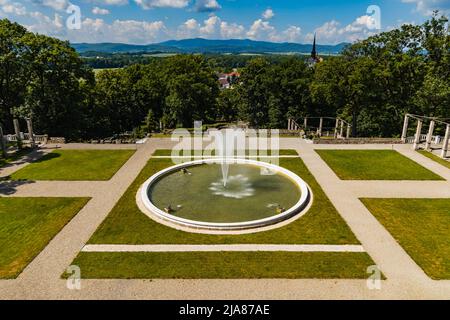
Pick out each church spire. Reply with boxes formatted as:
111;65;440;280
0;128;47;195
311;33;317;60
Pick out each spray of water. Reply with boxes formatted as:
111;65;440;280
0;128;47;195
215;129;237;187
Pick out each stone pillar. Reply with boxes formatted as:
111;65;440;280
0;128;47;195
0;126;7;158
26;118;36;149
401;114;409;143
413;120;423;150
334;119;339;138
13;118;22;150
346;125;351;139
288;119;291;130
441;124;450;159
425;120;435;151
318;117;323;137
340;120;344;138
304;117;308;130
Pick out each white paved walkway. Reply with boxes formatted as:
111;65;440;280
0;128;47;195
82;244;366;253
0;138;449;300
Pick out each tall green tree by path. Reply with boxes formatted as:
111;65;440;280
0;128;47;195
0;18;93;139
0;20;28;132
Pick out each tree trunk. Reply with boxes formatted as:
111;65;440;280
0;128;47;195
352;108;358;137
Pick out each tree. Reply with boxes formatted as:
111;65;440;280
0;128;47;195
0;19;28;132
0;19;93;139
216;89;240;122
238;57;312;128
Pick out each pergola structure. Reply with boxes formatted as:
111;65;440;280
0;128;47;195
288;117;352;139
401;113;450;159
0;117;37;159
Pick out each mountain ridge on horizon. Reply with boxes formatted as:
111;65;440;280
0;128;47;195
71;38;349;55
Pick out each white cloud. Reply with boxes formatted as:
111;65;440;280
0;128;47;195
0;0;27;16
247;19;276;40
280;26;302;43
305;15;380;44
184;18;199;30
27;11;66;36
22;8;166;44
262;8;274;20
32;0;70;11
177;18;200;38
90;0;128;5
195;0;221;12
177;16;245;39
92;6;110;15
220;21;245;38
402;0;450;15
134;0;189;9
199;15;220;35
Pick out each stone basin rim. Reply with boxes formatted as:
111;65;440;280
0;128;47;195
139;158;311;231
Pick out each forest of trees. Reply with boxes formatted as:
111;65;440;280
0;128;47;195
0;13;448;141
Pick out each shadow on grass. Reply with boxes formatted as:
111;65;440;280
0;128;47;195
28;152;61;164
0;146;60;170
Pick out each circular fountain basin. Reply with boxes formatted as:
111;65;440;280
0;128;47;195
139;159;311;231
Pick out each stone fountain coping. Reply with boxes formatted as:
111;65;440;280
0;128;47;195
139;158;312;232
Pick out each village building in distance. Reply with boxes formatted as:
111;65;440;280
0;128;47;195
218;69;241;89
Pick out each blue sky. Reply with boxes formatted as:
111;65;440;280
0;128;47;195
0;0;448;44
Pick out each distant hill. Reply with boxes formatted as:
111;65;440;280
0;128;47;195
71;38;349;55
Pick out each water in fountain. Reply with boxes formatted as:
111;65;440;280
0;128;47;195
215;129;238;187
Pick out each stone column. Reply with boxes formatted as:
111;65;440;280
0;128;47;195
340;120;344;138
13;118;22;150
26;118;36;149
413;120;423;150
288;119;291;130
304;117;308;132
334;119;339;138
318;117;323;137
425;120;435;151
401;114;409;143
441;124;450;159
346;125;351;139
0;126;7;158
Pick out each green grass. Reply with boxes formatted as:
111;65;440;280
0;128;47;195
316;150;443;180
88;153;359;245
10;150;135;181
361;198;450;280
0;197;89;279
418;150;450;170
68;252;375;279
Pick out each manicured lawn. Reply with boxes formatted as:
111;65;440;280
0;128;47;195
361;198;450;280
88;152;360;245
0;197;89;278
10;150;135;181
68;252;375;279
316;150;443;180
418;150;450;170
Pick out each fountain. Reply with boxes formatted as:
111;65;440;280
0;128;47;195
139;164;311;232
138;128;312;232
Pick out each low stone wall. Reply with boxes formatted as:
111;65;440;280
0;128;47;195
47;137;66;144
313;138;403;145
